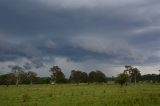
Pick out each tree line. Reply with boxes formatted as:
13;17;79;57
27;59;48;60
0;65;107;86
49;66;107;84
0;65;160;86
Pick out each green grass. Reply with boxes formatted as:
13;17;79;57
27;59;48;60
0;84;160;106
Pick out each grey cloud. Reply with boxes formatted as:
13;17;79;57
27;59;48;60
23;62;32;70
0;0;160;75
0;40;42;58
45;40;56;49
0;0;153;37
71;36;144;61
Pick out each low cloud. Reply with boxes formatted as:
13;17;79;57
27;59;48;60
45;40;56;49
71;36;146;63
0;0;160;76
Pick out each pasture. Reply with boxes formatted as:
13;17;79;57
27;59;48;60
0;84;160;106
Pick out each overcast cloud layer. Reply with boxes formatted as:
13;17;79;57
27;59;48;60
0;0;160;76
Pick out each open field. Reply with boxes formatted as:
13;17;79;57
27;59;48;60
0;84;160;106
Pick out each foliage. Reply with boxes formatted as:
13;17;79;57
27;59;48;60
0;73;15;86
35;77;51;84
27;71;37;84
124;66;141;84
116;73;129;86
0;65;160;86
49;66;66;83
130;68;141;84
88;70;107;83
141;74;160;83
70;70;88;84
81;72;88;83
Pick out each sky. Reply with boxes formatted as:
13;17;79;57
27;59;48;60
0;0;160;77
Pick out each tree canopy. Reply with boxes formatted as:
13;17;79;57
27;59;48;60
49;66;66;83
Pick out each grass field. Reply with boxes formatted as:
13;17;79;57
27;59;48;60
0;84;160;106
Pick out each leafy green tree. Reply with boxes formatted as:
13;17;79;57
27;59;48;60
140;74;159;83
81;72;88;83
70;70;82;84
124;65;132;83
116;73;129;86
19;72;29;84
0;73;15;86
5;74;13;86
27;71;37;85
89;70;106;83
49;66;66;83
36;77;51;84
131;68;140;84
88;71;97;83
124;66;141;84
96;70;106;82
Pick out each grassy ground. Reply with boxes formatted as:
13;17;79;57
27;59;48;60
0;84;160;106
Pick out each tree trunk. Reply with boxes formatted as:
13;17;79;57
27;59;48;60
129;77;131;84
16;78;19;87
134;75;136;85
30;80;33;85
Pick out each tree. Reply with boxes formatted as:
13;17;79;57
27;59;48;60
70;70;82;84
0;73;15;86
116;73;129;86
27;71;37;85
4;74;13;86
88;70;106;83
131;68;140;84
124;66;141;84
36;77;51;84
159;70;160;83
124;65;132;84
96;70;106;82
20;72;29;84
49;66;65;83
81;72;88;83
11;66;24;87
140;74;159;83
70;70;89;84
88;71;97;83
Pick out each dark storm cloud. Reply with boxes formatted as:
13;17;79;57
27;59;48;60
23;62;32;70
0;0;160;75
0;0;152;38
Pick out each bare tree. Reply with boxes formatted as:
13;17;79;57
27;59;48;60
12;66;24;87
